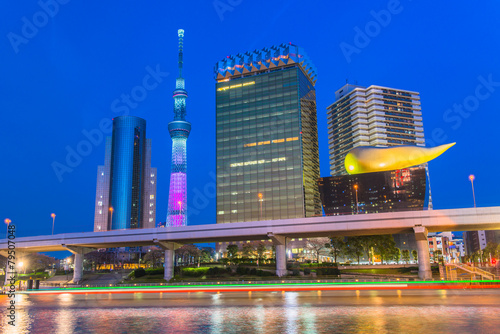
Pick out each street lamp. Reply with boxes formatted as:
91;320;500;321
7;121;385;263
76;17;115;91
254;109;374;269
469;175;476;208
353;184;359;214
258;193;263;220
4;218;11;238
109;207;114;228
51;213;56;235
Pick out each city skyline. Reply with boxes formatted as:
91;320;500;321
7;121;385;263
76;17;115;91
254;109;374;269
2;1;500;237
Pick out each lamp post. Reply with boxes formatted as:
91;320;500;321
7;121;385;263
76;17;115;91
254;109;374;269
4;218;11;238
353;184;359;214
469;175;476;208
109;207;114;228
51;213;56;235
258;193;263;220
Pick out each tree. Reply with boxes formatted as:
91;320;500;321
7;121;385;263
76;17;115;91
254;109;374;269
402;249;410;264
25;253;57;272
226;244;239;263
85;250;109;270
305;237;330;263
393;248;402;264
254;242;267;261
359;235;377;264
345;237;364;264
483;242;498;261
200;250;211;263
412;250;418;263
143;247;164;267
373;235;397;264
242;243;255;258
176;244;201;265
329;237;345;263
433;250;442;263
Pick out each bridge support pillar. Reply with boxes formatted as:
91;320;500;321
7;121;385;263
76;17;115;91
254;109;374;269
154;241;181;282
268;233;287;277
62;245;94;284
413;226;432;280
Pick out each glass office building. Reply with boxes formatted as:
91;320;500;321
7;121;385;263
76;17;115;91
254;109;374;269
93;116;157;231
318;166;429;216
215;43;321;223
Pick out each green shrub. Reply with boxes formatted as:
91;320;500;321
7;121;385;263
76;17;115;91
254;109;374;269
145;268;164;275
134;268;146;278
304;268;311;275
292;269;300;276
256;270;274;277
182;267;210;277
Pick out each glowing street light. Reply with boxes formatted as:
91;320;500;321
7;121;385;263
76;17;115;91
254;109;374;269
469;175;476;208
18;261;24;274
258;193;263;220
4;218;11;238
109;207;114;228
51;213;56;235
353;184;359;214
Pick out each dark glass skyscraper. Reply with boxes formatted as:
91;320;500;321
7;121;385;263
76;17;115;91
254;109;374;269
94;116;157;231
215;43;321;223
318;166;429;216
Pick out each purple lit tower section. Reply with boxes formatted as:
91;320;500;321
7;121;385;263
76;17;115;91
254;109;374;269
166;29;191;227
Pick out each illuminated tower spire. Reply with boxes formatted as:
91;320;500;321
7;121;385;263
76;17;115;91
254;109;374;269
166;29;191;227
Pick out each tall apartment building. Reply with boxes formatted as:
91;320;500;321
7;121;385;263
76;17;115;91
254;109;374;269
327;84;425;176
93;116;157;231
214;43;321;224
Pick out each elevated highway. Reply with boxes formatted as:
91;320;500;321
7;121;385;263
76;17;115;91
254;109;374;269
2;207;499;282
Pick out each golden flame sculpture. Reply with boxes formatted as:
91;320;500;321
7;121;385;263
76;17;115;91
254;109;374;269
344;143;456;175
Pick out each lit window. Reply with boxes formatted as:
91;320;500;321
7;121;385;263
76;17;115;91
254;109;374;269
298;238;303;241
151;181;155;184
231;210;237;213
149;218;154;223
99;210;102;214
151;173;155;177
150;195;154;199
218;211;225;214
101;172;104;176
98;226;101;230
98;201;103;206
149;203;154;207
149;210;153;215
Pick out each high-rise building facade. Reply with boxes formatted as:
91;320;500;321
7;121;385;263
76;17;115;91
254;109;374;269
215;43;321;223
327;84;425;176
93;116;157;231
166;29;191;227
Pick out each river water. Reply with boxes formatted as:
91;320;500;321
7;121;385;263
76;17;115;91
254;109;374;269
1;289;499;333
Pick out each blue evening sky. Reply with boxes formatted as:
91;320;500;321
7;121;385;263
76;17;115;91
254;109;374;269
1;1;500;239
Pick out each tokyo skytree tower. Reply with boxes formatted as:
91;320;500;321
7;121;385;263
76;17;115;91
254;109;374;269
166;29;191;227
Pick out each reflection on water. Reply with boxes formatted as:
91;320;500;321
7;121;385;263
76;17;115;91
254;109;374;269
1;290;500;334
